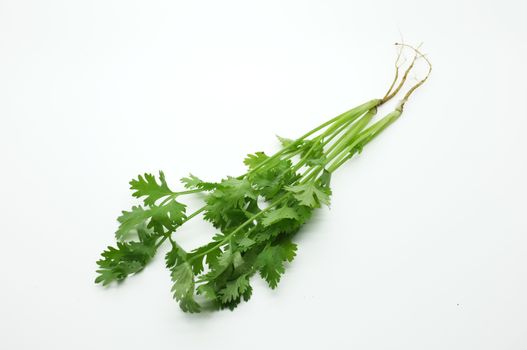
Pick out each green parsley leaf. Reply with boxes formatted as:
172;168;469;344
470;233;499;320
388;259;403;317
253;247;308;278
95;240;158;286
261;206;299;226
130;171;173;206
285;182;331;208
181;174;218;191
256;240;297;289
171;262;200;313
147;199;187;234
243;152;269;169
219;275;250;303
115;206;150;241
165;243;187;268
276;135;295;147
237;237;256;251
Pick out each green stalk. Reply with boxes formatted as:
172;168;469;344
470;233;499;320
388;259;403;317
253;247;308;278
246;99;381;176
323;108;377;162
292;106;379;174
155;206;207;249
327;109;401;173
296;107;379;183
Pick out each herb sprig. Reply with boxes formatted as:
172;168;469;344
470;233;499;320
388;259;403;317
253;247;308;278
96;43;432;312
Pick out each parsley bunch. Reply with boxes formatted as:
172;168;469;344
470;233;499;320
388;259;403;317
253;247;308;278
96;43;431;313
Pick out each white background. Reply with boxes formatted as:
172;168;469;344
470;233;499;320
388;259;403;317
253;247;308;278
1;0;526;349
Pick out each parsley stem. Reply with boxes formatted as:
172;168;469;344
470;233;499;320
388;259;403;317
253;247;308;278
175;189;206;196
155;206;207;249
158;189;207;206
246;99;381;176
321;117;356;146
291;105;378;173
326;110;401;173
296;108;379;182
297;99;381;141
324;108;377;161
